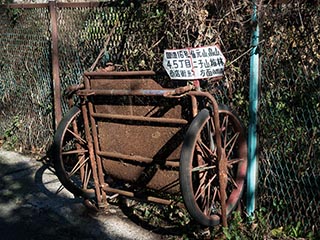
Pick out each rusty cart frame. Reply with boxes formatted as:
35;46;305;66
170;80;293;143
52;70;247;227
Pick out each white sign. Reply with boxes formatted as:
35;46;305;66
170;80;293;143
163;45;226;80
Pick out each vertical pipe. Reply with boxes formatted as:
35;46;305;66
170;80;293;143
247;0;260;217
49;0;62;129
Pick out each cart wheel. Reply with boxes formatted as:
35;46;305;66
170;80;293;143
180;105;247;226
52;106;96;200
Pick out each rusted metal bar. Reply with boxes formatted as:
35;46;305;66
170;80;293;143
77;89;176;97
98;151;180;168
4;0;318;10
81;102;105;208
84;70;155;77
88;100;108;207
0;1;112;9
56;2;107;8
1;3;48;8
49;0;62;128
91;112;188;125
82;74;108;208
102;185;182;206
219;152;228;227
190;95;198;117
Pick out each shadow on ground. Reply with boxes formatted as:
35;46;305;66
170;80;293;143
0;149;224;240
0;153;107;240
0;150;164;240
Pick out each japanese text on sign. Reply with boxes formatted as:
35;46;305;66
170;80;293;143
162;45;226;80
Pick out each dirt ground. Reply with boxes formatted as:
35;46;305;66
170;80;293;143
0;148;173;240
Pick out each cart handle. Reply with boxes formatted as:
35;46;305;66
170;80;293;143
163;85;194;98
64;84;85;98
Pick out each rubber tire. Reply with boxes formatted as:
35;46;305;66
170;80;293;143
180;105;247;226
52;105;95;199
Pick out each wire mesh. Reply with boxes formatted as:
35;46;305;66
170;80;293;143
0;7;52;151
258;3;320;235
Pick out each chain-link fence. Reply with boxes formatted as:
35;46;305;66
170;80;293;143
258;3;319;234
0;0;319;236
0;6;52;151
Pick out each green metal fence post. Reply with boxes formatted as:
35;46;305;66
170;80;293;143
247;0;260;217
